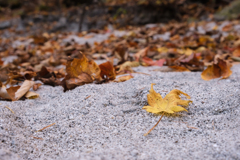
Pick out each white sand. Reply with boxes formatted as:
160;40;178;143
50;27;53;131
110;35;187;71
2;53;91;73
1;64;240;160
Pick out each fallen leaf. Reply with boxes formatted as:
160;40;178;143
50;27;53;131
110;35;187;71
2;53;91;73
113;44;128;64
63;73;93;91
114;75;133;82
142;83;192;136
168;66;190;72
116;61;140;75
179;53;204;71
99;61;116;80
141;57;166;67
15;80;35;100
233;47;240;57
0;82;20;101
134;47;149;61
231;56;240;62
0;82;14;100
65;54;101;81
201;58;232;80
0;58;3;66
25;91;39;99
33;83;42;91
62;54;101;91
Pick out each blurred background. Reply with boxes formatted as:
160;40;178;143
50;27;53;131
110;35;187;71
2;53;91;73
0;0;239;35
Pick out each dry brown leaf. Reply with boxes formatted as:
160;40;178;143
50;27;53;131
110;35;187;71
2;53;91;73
0;84;14;100
113;44;128;64
201;58;232;80
179;53;204;71
33;83;42;91
15;80;35;100
25;91;39;99
116;61;139;75
64;73;93;90
62;54;101;91
134;47;149;61
233;47;240;57
99;61;116;80
114;75;133;82
66;54;101;81
169;66;190;72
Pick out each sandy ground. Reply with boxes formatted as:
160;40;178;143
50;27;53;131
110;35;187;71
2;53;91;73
0;64;240;160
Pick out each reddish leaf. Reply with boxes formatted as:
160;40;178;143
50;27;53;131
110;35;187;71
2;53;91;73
141;57;166;67
99;61;116;80
134;47;149;61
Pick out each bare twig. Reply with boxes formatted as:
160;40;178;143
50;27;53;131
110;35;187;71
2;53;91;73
144;113;165;136
36;123;56;132
5;106;14;114
85;95;91;100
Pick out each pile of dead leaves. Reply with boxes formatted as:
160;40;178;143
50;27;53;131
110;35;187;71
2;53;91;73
0;20;240;101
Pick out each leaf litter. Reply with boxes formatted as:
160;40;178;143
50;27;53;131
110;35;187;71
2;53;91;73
1;19;240;101
0;15;239;141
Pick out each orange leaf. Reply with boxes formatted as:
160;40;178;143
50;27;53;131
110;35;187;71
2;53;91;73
99;61;116;80
62;53;101;91
134;47;149;61
201;59;232;80
65;54;101;81
233;47;240;57
169;66;190;72
114;75;133;82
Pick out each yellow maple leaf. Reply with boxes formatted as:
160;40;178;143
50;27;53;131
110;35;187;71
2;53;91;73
142;83;192;136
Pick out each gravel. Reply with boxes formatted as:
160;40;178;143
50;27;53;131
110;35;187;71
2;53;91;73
0;64;240;160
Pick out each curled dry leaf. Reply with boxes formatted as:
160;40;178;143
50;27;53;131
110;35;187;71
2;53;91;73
179;53;204;71
33;83;42;91
99;61;116;80
201;58;232;81
0;80;35;101
35;66;61;87
0;82;19;100
142;83;192;136
113;44;128;64
134;47;149;61
15;80;35;100
168;66;190;72
114;75;133;82
64;73;93;90
25;91;39;99
66;54;101;80
233;47;240;57
116;61;139;75
141;57;165;66
62;53;101;91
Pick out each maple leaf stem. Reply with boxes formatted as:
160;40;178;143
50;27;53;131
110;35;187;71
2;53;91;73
144;113;165;136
